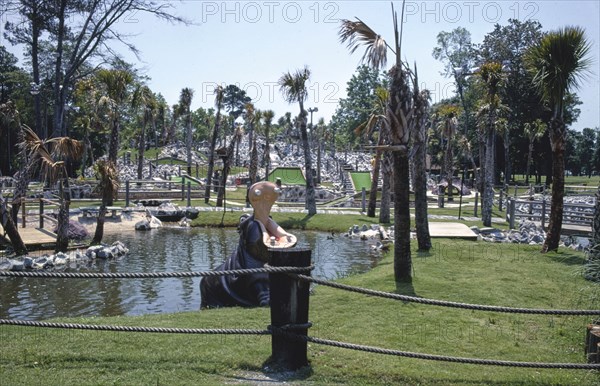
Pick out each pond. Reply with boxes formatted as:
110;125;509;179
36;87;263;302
0;228;382;320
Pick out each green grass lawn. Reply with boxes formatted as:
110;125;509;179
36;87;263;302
0;237;598;385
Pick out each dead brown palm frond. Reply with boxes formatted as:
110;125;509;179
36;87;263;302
93;159;120;199
19;124;44;152
339;18;392;70
47;136;84;160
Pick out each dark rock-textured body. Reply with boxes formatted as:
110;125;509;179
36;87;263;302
200;215;271;308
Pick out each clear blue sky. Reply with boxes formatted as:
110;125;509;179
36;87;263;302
4;1;600;130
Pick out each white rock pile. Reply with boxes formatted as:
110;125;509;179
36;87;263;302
0;241;129;271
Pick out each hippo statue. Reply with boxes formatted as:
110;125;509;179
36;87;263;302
200;181;297;308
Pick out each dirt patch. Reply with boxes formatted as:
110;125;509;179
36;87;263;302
72;210;148;235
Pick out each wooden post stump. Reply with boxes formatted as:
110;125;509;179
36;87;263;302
268;247;311;370
586;324;600;363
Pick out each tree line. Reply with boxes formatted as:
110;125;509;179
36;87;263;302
0;1;594;281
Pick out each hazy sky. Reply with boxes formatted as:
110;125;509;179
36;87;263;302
3;1;599;130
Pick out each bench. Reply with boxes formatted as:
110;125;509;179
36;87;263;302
80;206;123;219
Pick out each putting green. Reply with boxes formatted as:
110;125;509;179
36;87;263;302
350;171;372;191
267;167;306;185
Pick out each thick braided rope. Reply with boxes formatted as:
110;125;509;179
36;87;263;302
0;266;312;279
304;335;600;370
3;320;598;369
0;319;269;335
268;327;600;370
294;274;600;316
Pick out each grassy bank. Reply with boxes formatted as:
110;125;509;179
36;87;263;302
1;234;599;385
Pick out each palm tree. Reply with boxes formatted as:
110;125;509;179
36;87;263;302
434;105;460;203
74;78;102;177
95;69;133;164
91;159;119;245
263;109;275;180
178;88;194;175
278;66;317;215
216;125;243;208
165;103;179;146
0;102;28;254
525;26;592;252
315;117;326;184
20;126;83;252
204;86;224;204
0;190;27;255
477;62;505;227
523;119;546;185
244;103;259;183
354;86;388;218
339;2;415;281
1;100;34;223
131;85;157;180
411;68;432;251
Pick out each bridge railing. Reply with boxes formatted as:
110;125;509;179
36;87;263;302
506;197;595;232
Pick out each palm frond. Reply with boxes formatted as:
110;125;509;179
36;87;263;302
278;66;311;104
47;137;84;161
214;85;225;110
339;18;390;70
525;26;592;107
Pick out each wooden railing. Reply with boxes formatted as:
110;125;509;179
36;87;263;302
14;197;65;231
506;197;595;232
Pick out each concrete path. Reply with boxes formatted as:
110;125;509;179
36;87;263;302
427;222;478;240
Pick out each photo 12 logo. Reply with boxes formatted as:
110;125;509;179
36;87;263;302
200;1;340;24
200;81;340;105
403;1;539;24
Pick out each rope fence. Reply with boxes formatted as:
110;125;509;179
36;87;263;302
0;266;312;279
293;274;600;316
1;319;598;370
1;260;599;371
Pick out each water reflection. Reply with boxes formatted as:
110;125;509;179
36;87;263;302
0;228;381;320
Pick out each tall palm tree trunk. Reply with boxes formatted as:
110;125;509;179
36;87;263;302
137;121;147;180
379;151;392;224
204;114;221;204
108;116;120;164
186;119;192;175
249;136;258;183
55;181;69;252
92;207;106;245
216;131;240;207
264;128;271;180
445;140;454;202
413;140;431;250
389;64;413;282
412;87;431;251
367;149;382;217
393;150;411;281
482;115;495;227
1;195;27;255
525;142;534;185
542;119;565;252
299;111;317;215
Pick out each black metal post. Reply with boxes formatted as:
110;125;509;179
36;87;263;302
268;247;311;370
187;182;191;207
39;199;44;229
125;180;130;208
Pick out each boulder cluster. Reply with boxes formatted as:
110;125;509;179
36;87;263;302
0;241;129;271
470;220;588;251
